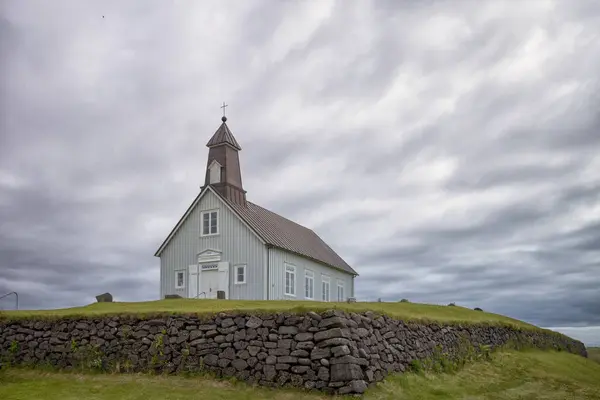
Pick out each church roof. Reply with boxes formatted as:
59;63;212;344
154;185;358;276
217;192;358;276
206;117;242;150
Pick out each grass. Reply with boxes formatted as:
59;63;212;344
589;347;600;364
0;299;538;329
1;350;599;399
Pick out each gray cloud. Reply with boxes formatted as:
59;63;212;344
1;0;599;346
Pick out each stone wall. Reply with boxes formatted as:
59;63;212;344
0;310;587;395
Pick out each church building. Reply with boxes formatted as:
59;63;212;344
154;115;358;301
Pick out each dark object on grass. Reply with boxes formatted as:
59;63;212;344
95;293;113;303
447;302;456;307
399;298;409;303
474;307;483;312
165;294;182;299
217;290;226;299
347;297;356;303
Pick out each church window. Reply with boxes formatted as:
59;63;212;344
305;270;314;299
285;264;296;296
209;162;222;184
322;275;330;302
175;271;185;289
337;280;345;302
201;210;219;236
235;265;246;284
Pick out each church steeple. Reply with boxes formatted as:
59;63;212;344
203;115;247;205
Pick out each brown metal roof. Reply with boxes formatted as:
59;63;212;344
215;190;358;276
206;119;242;150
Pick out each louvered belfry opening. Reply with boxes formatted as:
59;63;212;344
203;116;247;206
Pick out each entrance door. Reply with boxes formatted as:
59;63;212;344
201;270;219;299
188;265;199;298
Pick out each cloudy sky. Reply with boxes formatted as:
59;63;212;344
1;0;599;346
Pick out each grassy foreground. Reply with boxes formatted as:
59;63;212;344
1;350;599;400
0;299;537;328
589;347;600;364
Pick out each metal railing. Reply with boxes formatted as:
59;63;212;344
0;291;18;310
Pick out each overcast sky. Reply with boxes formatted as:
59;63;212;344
1;0;599;346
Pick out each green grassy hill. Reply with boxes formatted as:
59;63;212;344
589;347;600;364
1;350;599;399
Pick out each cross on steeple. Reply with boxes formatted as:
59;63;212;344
220;102;228;118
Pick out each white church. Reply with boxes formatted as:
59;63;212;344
155;114;358;301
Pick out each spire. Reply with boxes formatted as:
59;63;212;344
202;111;246;205
205;117;242;150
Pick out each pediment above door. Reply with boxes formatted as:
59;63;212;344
197;249;222;263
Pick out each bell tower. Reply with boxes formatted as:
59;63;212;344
202;115;246;205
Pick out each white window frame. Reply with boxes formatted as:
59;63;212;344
304;270;314;300
175;270;185;289
201;209;219;236
322;275;330;302
284;263;296;296
234;264;246;284
337;279;345;302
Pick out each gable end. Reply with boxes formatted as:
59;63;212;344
154;186;265;257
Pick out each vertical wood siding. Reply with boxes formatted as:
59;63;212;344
159;190;265;300
268;248;354;301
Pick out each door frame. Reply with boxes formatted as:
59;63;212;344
187;261;230;299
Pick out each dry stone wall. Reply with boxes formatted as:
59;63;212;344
0;310;587;395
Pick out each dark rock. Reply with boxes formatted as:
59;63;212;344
279;326;298;335
269;348;290;356
217;359;231;368
317;366;329;381
204;354;219;366
318;317;347;329
311;347;331;360
295;332;314;342
306;311;322;321
231;359;248;371
339;380;368;394
331;345;351;357
220;318;235;328
265;356;277;365
95;292;113;303
290;349;309;357
247;346;261;356
220;347;236;360
277;356;297;364
246;316;263;329
291;365;310;374
263;365;277;381
331;355;369;366
296;341;315;350
198;324;217;331
314;328;350;342
331;363;365;381
318;338;352;348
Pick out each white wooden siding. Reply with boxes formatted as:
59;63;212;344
267;247;354;301
159;190;265;300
